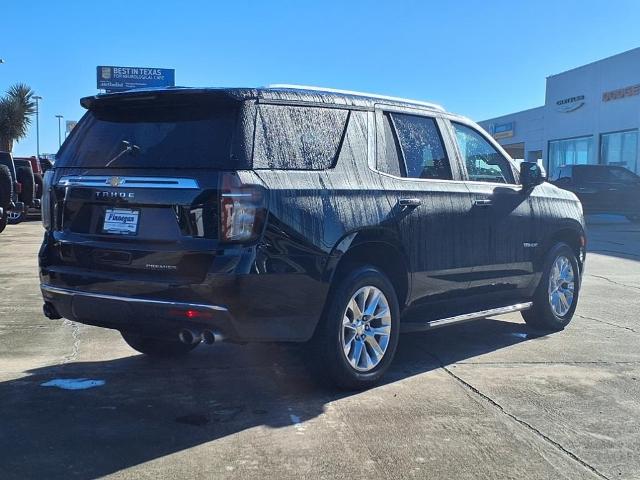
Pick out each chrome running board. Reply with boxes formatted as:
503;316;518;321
400;302;533;333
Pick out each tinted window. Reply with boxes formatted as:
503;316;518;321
608;166;639;183
550;165;572;181
453;123;514;183
575;166;609;182
253;105;348;170
376;113;403;177
391;113;451;180
56;103;241;169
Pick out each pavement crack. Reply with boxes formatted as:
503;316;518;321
62;320;81;364
576;314;638;333
424;350;611;480
586;273;640;291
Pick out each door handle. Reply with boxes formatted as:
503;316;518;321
473;198;493;207
398;198;422;207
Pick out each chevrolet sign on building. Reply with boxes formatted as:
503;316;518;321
97;65;175;92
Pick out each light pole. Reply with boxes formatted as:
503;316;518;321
55;115;63;148
33;95;43;158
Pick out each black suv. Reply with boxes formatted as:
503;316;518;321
39;86;586;389
550;164;640;222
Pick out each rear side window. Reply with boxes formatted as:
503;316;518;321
453;122;514;184
56;101;243;169
391;113;451;180
376;113;404;177
253;105;348;170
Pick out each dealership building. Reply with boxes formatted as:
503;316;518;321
479;47;640;177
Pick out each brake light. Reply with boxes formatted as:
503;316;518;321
15;182;22;194
169;309;213;319
219;173;266;243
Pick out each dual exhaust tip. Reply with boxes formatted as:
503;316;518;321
178;328;222;345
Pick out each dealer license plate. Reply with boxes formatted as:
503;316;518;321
103;208;139;235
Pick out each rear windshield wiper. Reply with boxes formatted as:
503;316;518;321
105;140;140;167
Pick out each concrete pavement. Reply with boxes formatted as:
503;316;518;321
0;216;639;479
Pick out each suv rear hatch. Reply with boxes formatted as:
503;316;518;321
46;90;264;285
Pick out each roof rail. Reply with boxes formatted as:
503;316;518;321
266;84;445;111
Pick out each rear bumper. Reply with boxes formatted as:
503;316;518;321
39;262;329;342
41;283;239;341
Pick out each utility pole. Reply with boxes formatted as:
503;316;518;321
33;96;43;158
55;115;63;148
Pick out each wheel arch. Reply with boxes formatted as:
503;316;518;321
323;228;410;310
541;223;586;273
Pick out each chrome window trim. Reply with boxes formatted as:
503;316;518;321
57;176;200;189
41;284;228;312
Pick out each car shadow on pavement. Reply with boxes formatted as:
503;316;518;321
0;318;548;479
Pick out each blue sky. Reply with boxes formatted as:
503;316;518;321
2;0;640;157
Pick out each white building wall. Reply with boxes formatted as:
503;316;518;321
543;47;640;167
478;106;544;159
480;47;640;175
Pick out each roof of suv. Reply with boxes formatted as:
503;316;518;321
80;85;446;113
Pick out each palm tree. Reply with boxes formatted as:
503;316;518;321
0;83;36;152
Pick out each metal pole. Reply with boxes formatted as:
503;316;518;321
55;115;63;148
33;96;42;158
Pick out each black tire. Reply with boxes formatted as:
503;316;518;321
33;173;43;200
7;210;25;225
626;214;640;223
0;164;12;211
311;265;400;390
16;166;34;207
0;213;7;234
522;243;580;331
120;331;199;357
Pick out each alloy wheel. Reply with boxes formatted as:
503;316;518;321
341;286;392;372
548;255;575;317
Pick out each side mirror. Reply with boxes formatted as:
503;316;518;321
520;161;545;189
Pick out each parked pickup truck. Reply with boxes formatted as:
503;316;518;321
550;164;640;222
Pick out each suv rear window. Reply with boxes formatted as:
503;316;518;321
56;102;242;169
253;105;349;170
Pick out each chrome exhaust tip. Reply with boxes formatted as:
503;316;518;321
201;330;216;345
201;330;225;345
178;329;201;345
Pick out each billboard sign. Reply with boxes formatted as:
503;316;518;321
97;66;175;92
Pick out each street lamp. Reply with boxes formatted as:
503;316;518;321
33;95;43;158
55;115;64;148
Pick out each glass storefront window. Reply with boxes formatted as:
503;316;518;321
601;130;638;174
548;136;594;178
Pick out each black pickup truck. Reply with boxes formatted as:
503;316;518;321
550;164;640;222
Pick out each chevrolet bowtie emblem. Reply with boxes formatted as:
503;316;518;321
108;177;123;187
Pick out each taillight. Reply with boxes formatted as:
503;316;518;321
15;182;22;194
41;170;54;230
219;173;266;243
